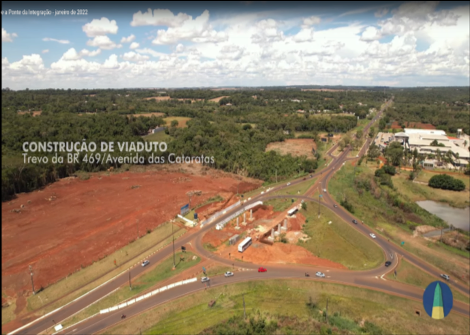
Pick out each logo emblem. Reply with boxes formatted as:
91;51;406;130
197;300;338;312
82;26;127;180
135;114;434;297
423;281;453;319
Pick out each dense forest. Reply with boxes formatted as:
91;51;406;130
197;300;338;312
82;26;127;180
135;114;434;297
0;86;394;201
383;87;470;134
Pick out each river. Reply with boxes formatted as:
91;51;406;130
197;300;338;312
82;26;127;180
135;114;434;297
416;200;470;231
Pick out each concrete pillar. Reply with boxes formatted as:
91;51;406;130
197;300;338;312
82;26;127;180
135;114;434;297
284;219;287;228
271;228;274;239
278;223;281;232
243;212;246;223
250;209;253;219
236;217;239;227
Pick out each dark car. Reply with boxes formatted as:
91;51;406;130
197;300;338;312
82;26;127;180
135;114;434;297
352;219;358;224
385;261;392;267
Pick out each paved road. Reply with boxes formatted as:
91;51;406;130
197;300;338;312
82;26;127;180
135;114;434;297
11;98;470;334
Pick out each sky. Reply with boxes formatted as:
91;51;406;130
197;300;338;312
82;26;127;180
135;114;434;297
1;1;469;89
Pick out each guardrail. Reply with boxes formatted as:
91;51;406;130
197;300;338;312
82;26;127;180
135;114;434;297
99;277;197;314
200;201;241;227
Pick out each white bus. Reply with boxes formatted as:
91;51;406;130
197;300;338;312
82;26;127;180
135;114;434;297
238;237;252;253
287;208;298;216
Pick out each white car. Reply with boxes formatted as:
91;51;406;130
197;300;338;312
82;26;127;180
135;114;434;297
370;233;376;239
323;189;327;192
316;272;325;278
224;271;234;277
440;274;450;281
201;277;210;283
141;260;150;267
287;182;291;186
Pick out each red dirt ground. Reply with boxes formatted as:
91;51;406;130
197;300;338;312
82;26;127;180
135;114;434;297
390;121;436;130
2;169;261;306
202;206;346;269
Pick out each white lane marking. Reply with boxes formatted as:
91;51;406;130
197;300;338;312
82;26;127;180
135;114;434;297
380;274;386;281
375;276;378;279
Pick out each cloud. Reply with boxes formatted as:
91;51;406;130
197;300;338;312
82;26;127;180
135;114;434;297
82;17;118;37
151;10;228;44
135;48;167;58
129;42;140;49
42;49;49;54
61;48;102;60
121;51;150;63
121;34;136;43
43;37;70;44
2;5;469;89
360;26;382;41
130;8;191;27
375;8;389;18
302;16;321;28
87;36;122;50
2;28;17;42
251;19;285;44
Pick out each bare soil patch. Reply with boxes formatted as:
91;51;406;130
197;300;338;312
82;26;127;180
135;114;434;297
2;165;261;308
390;122;436;130
266;139;317;159
208;96;229;102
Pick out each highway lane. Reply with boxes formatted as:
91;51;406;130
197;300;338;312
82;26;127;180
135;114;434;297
60;266;470;335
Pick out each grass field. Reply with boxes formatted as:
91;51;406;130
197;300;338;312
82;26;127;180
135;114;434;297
163;117;192;128
99;280;470;335
328;161;470;289
25;224;185;318
299;202;384;270
142;131;171;142
270;177;318;197
393;172;470;208
386;258;469;304
46;251;201;334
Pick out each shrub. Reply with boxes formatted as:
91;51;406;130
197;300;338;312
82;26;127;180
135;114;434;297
429;174;465;191
383;165;396;175
340;199;355;214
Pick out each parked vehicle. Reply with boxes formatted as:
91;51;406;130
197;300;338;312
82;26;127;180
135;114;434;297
141;260;150;267
224;271;234;277
316;272;325;278
440;274;450;281
258;267;267;272
201;277;210;283
385;261;392;267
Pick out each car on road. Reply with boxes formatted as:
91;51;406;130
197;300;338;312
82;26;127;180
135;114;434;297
334;204;338;208
141;260;150;267
323;189;327;192
352;219;358;224
370;233;376;239
287;182;291;186
258;267;267;272
316;272;325;278
310;175;313;178
201;277;210;283
440;274;450;281
224;271;234;277
385;261;392;267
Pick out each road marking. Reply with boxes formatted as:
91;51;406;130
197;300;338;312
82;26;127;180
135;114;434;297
380;274;386;281
375;276;378;279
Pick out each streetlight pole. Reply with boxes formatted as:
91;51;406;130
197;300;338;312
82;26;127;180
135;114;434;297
29;265;35;295
172;224;175;268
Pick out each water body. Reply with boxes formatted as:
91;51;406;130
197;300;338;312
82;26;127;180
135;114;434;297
416;200;470;232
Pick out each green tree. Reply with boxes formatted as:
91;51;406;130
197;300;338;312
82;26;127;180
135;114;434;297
301;202;307;210
384;142;404;166
170;119;179;127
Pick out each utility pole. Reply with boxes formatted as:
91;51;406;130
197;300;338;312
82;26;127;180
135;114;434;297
29;265;35;295
172;224;176;268
188;193;192;209
326;298;329;324
275;169;277;183
129;268;132;289
243;293;246;319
